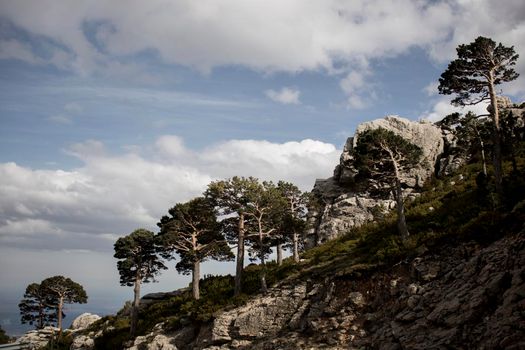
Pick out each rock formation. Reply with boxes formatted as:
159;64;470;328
17;326;60;350
307;116;444;246
70;313;101;330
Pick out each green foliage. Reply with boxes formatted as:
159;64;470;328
19;282;58;329
114;229;167;287
93;316;131;350
438;36;519;106
0;325;10;344
157;197;233;275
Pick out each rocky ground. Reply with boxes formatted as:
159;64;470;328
120;224;524;350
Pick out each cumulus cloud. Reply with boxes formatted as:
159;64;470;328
1;1;524;99
265;87;301;105
0;137;339;253
339;69;376;109
420;96;490;122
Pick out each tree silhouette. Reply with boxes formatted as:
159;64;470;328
40;276;87;335
18;282;58;329
114;229;167;336
438;36;519;195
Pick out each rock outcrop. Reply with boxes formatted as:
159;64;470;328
17;326;60;350
307;116;444;246
70;313;101;330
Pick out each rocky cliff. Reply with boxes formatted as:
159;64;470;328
306;116;445;247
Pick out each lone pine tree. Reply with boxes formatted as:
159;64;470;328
438;36;519;195
354;128;423;241
114;229;167;336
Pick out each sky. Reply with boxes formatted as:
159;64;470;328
1;0;525;336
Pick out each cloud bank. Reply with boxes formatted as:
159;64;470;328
0;136;339;253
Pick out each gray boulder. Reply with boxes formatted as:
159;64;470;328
307;115;444;246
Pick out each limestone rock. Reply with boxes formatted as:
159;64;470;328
70;313;101;330
351;116;444;186
307;115;444;246
17;326;59;350
70;335;95;350
126;334;179;350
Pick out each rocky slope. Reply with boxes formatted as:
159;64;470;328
119;221;525;350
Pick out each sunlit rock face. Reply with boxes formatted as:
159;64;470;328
307;115;444;246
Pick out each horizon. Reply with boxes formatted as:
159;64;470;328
1;0;525;338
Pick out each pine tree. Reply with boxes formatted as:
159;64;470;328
157;197;233;300
438;36;519;195
205;176;261;296
18;282;58;329
114;229;167;336
40;276;87;335
353;128;423;241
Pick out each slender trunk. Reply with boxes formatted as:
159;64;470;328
292;232;300;263
260;237;268;294
57;296;64;335
480;139;488;176
131;275;141;336
234;212;245;297
474;126;488;176
192;259;200;300
390;156;409;241
488;71;503;196
394;179;409;241
276;241;283;266
258;219;268;294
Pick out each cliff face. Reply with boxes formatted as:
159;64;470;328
306;116;445;247
121;227;525;350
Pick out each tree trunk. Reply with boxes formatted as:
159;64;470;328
234;213;245;297
394;178;409;241
292;232;300;263
488;71;503;197
131;275;141;336
192;260;200;300
276;241;283;266
57;296;64;335
260;235;268;294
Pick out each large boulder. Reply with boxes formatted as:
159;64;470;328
307;115;444;246
17;326;59;350
70;313;101;330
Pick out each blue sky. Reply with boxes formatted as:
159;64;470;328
1;0;525;336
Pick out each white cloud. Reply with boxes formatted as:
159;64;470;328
2;1;524;98
0;137;340;253
339;69;376;109
265;87;301;105
420;96;490;122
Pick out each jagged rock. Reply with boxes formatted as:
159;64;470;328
17;326;59;350
126;334;179;350
70;335;95;350
70;313;101;330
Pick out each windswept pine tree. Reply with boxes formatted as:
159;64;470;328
40;276;87;335
353;128;423;241
18;282;58;329
205;176;261;296
157;197;233;300
114;229;167;336
438;36;519;195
